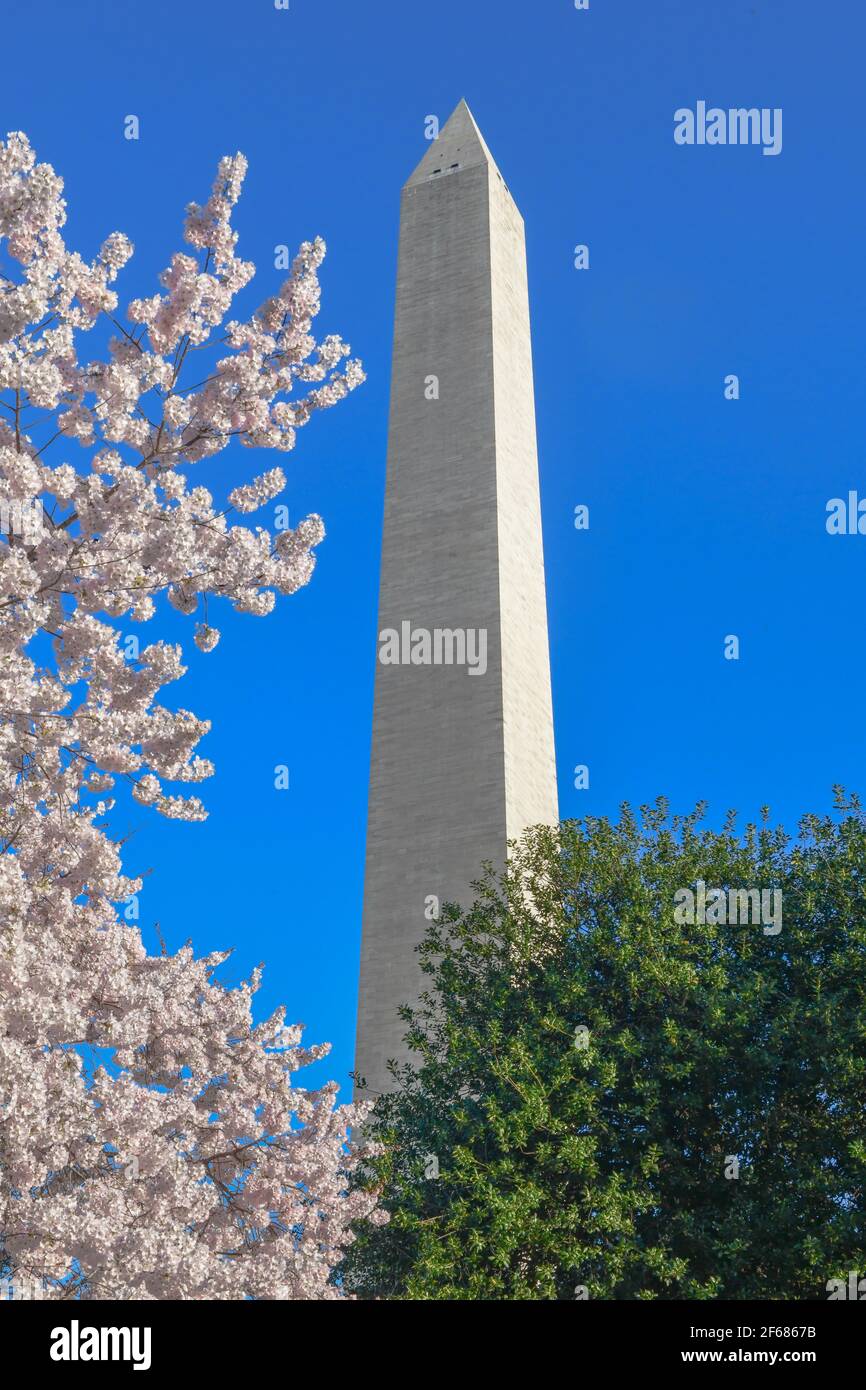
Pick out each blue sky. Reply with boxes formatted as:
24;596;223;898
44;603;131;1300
6;0;865;1092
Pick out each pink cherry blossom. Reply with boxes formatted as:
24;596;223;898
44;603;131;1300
0;132;380;1300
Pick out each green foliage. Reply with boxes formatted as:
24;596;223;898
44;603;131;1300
339;793;866;1300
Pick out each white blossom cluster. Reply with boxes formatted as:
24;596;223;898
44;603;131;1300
0;133;383;1299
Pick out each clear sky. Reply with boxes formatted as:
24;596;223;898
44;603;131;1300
6;0;865;1093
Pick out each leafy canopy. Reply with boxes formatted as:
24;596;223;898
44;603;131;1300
341;793;866;1300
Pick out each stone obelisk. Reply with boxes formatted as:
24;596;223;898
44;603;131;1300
355;100;557;1097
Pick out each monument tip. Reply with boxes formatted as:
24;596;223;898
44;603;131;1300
405;99;502;189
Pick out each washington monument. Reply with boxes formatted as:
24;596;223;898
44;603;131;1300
355;100;558;1097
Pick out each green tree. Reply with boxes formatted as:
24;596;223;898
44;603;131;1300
340;794;866;1300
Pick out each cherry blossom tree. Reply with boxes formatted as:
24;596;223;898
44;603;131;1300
0;132;382;1299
